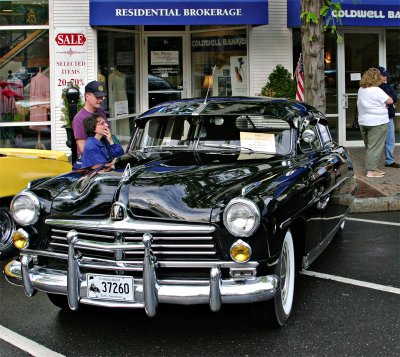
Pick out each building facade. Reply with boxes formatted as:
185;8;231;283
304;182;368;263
0;0;398;154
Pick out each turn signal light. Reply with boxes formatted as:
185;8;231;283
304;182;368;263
12;229;29;250
230;240;252;263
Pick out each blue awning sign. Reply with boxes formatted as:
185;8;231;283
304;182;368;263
287;0;400;27
90;0;269;26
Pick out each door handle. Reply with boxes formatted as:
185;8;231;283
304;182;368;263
342;94;348;109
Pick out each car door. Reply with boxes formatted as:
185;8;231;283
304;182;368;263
297;120;346;267
317;123;352;240
297;121;325;260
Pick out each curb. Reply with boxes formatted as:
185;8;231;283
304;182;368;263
350;196;400;213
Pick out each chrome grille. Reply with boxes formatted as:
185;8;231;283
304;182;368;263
49;227;218;261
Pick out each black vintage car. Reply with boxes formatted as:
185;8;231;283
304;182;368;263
4;97;355;327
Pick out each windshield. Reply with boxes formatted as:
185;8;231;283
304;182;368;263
130;115;292;155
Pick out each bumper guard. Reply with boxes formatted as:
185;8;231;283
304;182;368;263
4;231;279;316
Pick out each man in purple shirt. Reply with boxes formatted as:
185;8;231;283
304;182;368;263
72;80;110;158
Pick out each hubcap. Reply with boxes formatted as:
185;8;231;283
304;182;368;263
0;211;14;249
280;242;290;304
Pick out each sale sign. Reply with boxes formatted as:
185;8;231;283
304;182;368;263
55;33;87;46
54;28;87;107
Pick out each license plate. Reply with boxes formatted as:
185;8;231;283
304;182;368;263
87;274;134;302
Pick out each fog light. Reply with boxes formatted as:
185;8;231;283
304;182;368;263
230;239;252;263
13;228;29;250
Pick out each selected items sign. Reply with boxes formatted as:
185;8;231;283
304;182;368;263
54;28;88;107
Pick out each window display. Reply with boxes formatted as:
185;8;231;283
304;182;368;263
108;67;128;117
97;30;138;146
0;1;48;26
0;27;49;148
191;28;248;98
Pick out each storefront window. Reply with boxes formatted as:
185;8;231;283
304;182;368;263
0;1;48;26
293;29;338;141
0;28;49;148
191;28;248;98
97;30;139;145
386;29;399;144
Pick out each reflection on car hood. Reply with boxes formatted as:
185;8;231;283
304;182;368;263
125;152;282;223
47;152;287;222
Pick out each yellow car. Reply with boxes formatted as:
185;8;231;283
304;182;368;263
0;148;71;259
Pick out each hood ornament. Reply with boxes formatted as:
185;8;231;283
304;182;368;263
122;163;132;182
110;202;126;221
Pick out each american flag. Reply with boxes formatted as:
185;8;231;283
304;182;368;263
295;53;304;102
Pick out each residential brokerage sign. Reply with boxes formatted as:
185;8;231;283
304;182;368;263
287;0;400;27
89;0;269;26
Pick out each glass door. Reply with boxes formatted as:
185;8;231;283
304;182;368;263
338;30;384;146
144;35;186;109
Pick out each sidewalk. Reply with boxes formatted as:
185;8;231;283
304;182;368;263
347;146;400;212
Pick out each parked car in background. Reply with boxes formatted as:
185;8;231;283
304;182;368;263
0;148;71;258
148;74;181;108
4;97;355;327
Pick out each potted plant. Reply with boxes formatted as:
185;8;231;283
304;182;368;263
261;65;296;99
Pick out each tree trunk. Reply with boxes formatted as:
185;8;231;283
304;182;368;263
300;0;326;113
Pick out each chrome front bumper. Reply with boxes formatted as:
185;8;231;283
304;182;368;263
4;231;279;316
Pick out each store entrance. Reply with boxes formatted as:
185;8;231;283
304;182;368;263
338;30;384;146
144;35;186;109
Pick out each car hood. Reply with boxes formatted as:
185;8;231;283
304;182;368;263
48;152;288;222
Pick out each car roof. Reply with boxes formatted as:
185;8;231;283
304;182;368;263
137;97;317;120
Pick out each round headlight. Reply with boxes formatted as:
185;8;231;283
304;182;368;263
223;198;260;237
10;192;40;226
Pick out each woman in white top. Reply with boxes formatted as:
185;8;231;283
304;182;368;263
357;68;393;178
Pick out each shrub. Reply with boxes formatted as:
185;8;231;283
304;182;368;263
261;65;296;99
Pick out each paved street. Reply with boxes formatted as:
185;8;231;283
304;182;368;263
0;211;399;357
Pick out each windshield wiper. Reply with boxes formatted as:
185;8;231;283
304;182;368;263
199;143;255;153
142;145;188;152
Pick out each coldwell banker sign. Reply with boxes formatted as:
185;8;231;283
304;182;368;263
287;0;400;27
89;0;269;26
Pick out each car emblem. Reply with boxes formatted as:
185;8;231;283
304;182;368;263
110;202;126;221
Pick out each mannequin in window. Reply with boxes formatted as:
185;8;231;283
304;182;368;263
98;66;106;110
29;67;50;149
108;67;127;117
98;66;105;82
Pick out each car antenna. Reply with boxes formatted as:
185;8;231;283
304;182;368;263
204;65;217;104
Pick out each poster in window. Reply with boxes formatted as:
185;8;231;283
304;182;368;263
218;77;232;96
151;51;179;66
230;56;247;96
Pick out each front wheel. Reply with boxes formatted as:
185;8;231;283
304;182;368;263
0;207;16;259
252;230;295;327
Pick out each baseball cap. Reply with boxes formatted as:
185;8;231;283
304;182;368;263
377;66;389;76
85;80;107;97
